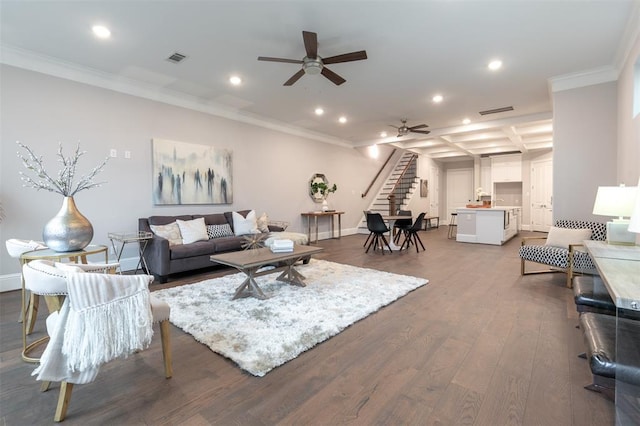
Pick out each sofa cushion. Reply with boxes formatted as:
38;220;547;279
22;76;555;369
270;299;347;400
176;217;208;244
195;213;229;226
169;240;215;260
148;215;193;226
211;236;244;252
232;210;259;235
150;222;183;246
207;223;234;239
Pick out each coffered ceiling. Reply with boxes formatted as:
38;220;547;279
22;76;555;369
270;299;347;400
1;1;638;161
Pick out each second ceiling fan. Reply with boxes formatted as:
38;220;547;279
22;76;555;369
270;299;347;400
390;119;431;137
258;30;367;86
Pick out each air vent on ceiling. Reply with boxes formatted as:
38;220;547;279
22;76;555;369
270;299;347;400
478;106;514;116
166;52;187;63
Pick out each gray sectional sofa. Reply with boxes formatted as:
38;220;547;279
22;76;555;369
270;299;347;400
139;210;285;283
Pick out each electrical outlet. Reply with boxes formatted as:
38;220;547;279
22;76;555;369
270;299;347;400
124;150;131;159
110;149;117;158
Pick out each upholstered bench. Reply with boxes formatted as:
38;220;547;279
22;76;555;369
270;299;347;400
264;231;308;248
579;312;640;399
573;276;616;315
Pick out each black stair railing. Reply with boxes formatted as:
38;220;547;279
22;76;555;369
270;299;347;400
387;154;418;214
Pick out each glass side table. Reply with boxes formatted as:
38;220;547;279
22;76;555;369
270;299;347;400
108;231;154;274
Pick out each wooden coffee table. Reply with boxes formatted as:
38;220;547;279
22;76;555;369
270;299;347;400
210;245;324;300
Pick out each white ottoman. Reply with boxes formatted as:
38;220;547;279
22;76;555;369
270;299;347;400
264;232;309;248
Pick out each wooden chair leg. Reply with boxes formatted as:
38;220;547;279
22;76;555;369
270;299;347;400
25;293;40;335
159;320;173;379
40;381;51;392
54;382;73;422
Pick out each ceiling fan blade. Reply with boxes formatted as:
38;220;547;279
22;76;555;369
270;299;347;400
408;124;429;130
410;130;431;135
321;67;346;85
322;50;368;64
302;31;318;59
258;56;303;64
283;69;305;86
389;125;400;129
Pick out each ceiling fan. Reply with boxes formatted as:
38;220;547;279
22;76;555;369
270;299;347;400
257;30;367;86
390;119;431;137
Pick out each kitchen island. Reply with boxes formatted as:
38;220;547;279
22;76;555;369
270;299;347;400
455;206;521;245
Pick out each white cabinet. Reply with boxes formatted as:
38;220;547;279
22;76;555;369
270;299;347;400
456;207;520;245
491;155;522;182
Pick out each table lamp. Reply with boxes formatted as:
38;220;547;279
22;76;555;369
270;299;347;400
592;184;638;245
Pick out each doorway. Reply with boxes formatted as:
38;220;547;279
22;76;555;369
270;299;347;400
531;159;553;232
446;168;473;217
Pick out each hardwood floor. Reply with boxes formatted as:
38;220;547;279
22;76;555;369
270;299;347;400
0;227;615;425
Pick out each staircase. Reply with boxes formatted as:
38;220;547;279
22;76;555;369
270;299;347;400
359;151;419;233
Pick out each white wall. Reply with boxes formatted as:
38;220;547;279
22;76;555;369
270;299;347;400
616;31;640;185
0;65;393;286
552;81;619;221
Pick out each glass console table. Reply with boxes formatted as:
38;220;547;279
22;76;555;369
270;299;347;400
584;240;640;425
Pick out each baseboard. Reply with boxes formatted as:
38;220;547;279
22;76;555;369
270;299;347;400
0;256;142;293
0;273;21;293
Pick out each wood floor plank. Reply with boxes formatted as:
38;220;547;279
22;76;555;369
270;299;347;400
0;228;616;425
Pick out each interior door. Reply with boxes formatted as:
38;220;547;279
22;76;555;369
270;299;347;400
531;159;553;232
446;168;473;218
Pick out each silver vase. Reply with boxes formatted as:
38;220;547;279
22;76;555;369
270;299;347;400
43;196;93;252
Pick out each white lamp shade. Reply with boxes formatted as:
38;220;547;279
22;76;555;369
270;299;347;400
592;185;638;218
628;178;640;233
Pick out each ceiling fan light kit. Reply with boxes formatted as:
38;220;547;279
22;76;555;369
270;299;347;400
258;30;367;86
390;119;431;137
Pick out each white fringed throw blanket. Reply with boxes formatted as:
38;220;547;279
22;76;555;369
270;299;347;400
33;273;153;384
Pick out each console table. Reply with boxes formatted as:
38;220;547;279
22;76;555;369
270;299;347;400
301;211;344;243
584;240;640;424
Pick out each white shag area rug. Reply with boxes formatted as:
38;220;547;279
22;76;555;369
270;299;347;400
152;259;428;377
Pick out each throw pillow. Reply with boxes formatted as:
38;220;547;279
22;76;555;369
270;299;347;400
545;226;592;249
150;222;183;246
176;217;209;244
232;210;259;236
207;223;234;239
257;212;270;233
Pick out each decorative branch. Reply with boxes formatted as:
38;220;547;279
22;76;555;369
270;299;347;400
17;141;109;196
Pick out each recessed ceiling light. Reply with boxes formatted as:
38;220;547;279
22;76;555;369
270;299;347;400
92;25;111;39
229;75;242;86
462;118;471;125
432;95;443;103
338;116;347;124
488;60;502;71
380;131;387;138
315;107;324;116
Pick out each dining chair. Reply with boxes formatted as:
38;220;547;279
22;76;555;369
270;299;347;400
393;210;412;244
365;213;392;254
362;210;373;247
400;212;426;253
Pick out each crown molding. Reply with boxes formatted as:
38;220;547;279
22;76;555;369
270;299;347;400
549;66;619;93
0;45;352;148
